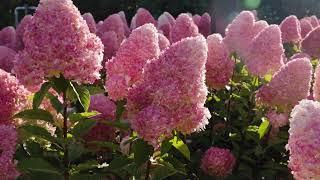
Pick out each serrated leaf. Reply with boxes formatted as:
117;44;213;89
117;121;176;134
51;75;69;93
18;158;61;175
170;136;190;160
109;155;132;169
33;82;52;109
133;139;153;166
46;92;63;113
150;162;177;180
14;109;54;123
69;111;99;123
68;82;90;112
20;125;56;143
71;119;96;138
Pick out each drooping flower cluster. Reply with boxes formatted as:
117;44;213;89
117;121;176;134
127;36;211;147
256;58;312;111
83;94;117;143
0;69;30;124
279;15;301;43
0;124;19;179
287;100;320;179
13;0;104;90
105;24;160;100
206;34;234;90
200;147;236;177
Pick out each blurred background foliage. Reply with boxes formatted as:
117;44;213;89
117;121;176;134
1;0;320;32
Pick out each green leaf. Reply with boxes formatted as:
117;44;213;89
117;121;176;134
100;120;130;130
51;75;69;93
68;82;90;112
14;109;54;123
88;141;120;152
170;136;190;160
69;111;99;123
20;125;56;143
258;119;270;139
33;82;52;109
69;142;86;162
133;139;153;166
151;162;177;180
84;85;105;95
160;139;173;155
71;119;96;138
18;158;61;175
109;155;132;169
46;92;63;113
72;160;99;172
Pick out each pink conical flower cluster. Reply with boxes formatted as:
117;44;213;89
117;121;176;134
193;13;212;37
0;26;16;50
170;14;199;43
312;65;320;101
83;94;117;143
13;0;104;90
279;15;301;43
246;25;284;76
127;36;211;147
0;46;16;72
0;69;30;124
157;12;176;39
15;15;32;51
0;125;19;179
287;100;320;180
256;58;312;111
300;18;313;38
82;12;96;33
301;26;320;59
266;110;289;128
105;24;160;100
200;147;236;177
206;34;234;90
130;8;157;30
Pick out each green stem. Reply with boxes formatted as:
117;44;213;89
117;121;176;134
63;92;69;180
144;160;151;180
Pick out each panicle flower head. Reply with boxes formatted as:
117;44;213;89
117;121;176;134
308;15;319;28
192;14;201;26
287;99;320;179
0;69;30;124
301;26;320;59
157;12;175;39
82;12;96;33
198;13;211;37
13;0;104;88
300;18;313;38
100;31;120;61
83;94;117;143
200;147;236;177
105;24;160;100
158;33;170;51
130;8;157;29
224;11;257;58
118;11;130;36
246;25;284;76
290;52;311;61
127;36;211;146
206;34;234;90
0;46;16;72
312;65;320;101
256;58;312;111
0;124;19;179
170;13;199;43
0;26;16;50
97;14;126;43
266;110;289;128
16;15;32;51
280;15;301;43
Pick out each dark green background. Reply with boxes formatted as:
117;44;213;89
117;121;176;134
1;0;320;32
